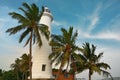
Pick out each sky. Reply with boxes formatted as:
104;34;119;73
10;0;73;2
0;0;120;80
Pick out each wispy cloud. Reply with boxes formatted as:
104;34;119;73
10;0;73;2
52;20;62;26
78;29;120;41
76;2;120;42
75;3;102;34
88;16;99;32
92;31;120;41
87;3;102;33
105;14;120;32
52;20;68;28
103;0;117;10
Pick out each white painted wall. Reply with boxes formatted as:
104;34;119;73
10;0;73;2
32;7;53;79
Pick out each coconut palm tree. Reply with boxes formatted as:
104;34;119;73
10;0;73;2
6;3;50;80
11;58;21;80
79;42;112;80
20;54;29;80
49;27;81;80
11;53;29;80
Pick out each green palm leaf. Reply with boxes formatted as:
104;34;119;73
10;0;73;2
6;25;26;35
78;42;112;80
19;28;30;43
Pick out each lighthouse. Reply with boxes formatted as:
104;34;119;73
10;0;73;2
32;7;53;80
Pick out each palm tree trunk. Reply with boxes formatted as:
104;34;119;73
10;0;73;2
66;58;69;72
25;71;27;80
72;57;76;80
89;69;91;80
29;31;33;80
55;62;64;80
17;71;19;80
22;73;24;80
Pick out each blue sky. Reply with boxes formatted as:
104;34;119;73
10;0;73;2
0;0;120;79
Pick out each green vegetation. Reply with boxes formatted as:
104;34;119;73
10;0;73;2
2;70;17;80
49;27;81;79
11;53;29;80
0;53;29;80
49;27;112;80
76;42;113;80
6;2;50;80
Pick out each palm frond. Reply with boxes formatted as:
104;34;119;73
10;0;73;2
100;69;113;80
22;2;32;13
22;3;38;20
49;52;56;60
6;25;26;35
19;28;30;43
50;39;63;47
51;34;64;44
69;27;73;38
34;26;42;47
82;42;91;59
92;66;101;75
96;62;111;69
39;24;50;40
61;28;68;43
9;12;29;23
31;3;39;17
52;47;64;54
49;52;61;64
97;52;103;62
19;7;33;22
24;35;31;47
33;33;36;44
71;29;78;43
55;54;63;66
91;44;96;55
72;53;86;64
38;7;44;22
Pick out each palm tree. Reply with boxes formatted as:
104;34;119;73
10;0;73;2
6;3;50;80
49;27;80;80
11;53;29;80
20;54;29;80
11;58;21;80
79;42;112;80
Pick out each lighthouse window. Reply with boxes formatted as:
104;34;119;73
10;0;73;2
42;64;46;71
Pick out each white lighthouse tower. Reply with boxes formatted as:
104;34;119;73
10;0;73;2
32;7;53;80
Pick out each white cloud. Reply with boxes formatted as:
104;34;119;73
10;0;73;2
78;29;120;41
87;3;102;33
77;3;120;42
52;20;62;26
103;0;117;10
94;31;120;41
105;14;120;32
52;20;68;28
75;3;102;35
88;16;99;32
